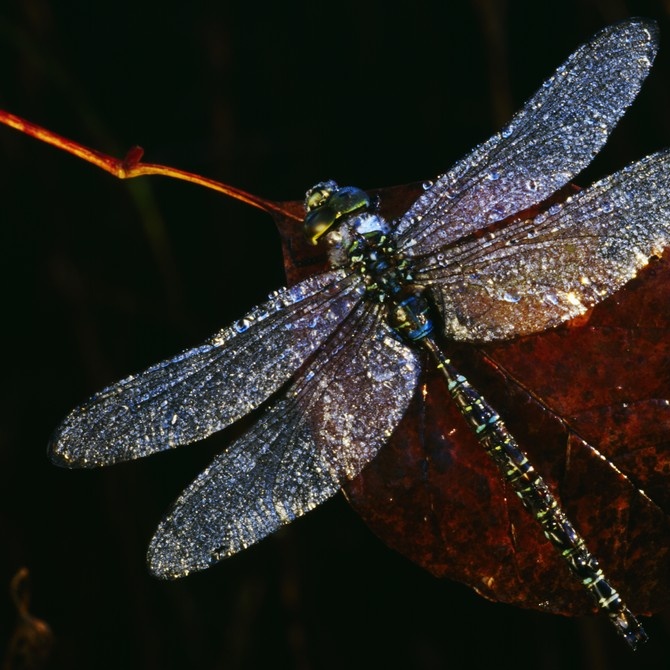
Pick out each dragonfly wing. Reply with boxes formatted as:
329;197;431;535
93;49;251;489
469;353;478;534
49;269;364;466
396;19;658;255
413;149;670;341
147;304;421;578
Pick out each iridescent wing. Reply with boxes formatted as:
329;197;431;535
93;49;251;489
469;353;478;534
395;19;658;255
147;303;420;578
410;149;670;341
49;269;363;466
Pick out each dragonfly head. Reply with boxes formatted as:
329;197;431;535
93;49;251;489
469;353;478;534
303;181;371;245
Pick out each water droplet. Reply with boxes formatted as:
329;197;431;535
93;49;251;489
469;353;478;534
422;180;434;190
543;292;559;306
370;367;395;382
488;171;500;181
501;291;521;303
234;318;252;333
487;205;505;222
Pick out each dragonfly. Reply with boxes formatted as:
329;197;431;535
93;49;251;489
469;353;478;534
16;18;667;648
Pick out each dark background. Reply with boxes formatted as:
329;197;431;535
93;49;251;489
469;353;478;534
1;1;670;668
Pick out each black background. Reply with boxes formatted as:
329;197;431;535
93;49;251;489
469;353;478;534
1;1;670;669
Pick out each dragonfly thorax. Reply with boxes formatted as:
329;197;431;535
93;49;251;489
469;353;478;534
327;212;408;295
304;181;432;343
327;210;434;342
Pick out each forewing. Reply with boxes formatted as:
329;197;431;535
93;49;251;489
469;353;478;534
49;269;363;466
147;303;421;578
413;149;670;341
396;19;658;255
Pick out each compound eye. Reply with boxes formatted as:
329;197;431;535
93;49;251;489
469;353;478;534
328;186;371;216
303;182;371;245
303;206;337;245
305;180;339;212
